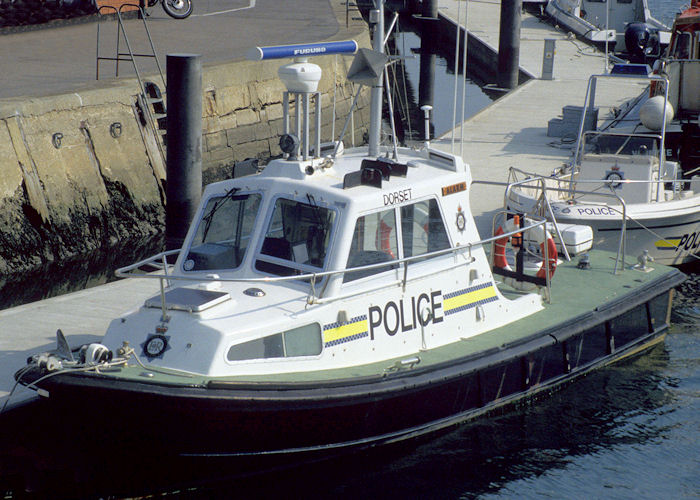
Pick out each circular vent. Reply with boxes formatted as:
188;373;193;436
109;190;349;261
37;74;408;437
243;287;265;297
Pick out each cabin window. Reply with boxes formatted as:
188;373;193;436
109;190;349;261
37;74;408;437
400;199;450;261
255;197;336;276
226;323;322;361
344;208;399;282
184;192;261;272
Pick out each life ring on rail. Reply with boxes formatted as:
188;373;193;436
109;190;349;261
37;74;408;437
494;216;558;290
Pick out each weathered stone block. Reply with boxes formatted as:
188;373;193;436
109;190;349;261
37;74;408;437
216;86;251;113
204;146;234;163
263;103;284;122
203;90;217;117
235;108;259;127
252;79;286;107
227;124;256;147
20;112;109;225
84;105;161;208
233;140;270;162
202;115;222;135
205;130;228;152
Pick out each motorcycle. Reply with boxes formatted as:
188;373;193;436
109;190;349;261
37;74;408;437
146;0;192;19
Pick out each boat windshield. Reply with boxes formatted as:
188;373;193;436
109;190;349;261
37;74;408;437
255;196;336;276
183;191;262;272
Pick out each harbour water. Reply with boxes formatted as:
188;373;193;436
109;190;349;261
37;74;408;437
1;1;698;498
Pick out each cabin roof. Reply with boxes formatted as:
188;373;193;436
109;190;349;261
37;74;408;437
205;147;470;212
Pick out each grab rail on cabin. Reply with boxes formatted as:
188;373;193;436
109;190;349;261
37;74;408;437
115;217;551;308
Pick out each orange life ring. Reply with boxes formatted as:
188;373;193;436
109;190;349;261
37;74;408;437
494;217;557;289
377;218;396;259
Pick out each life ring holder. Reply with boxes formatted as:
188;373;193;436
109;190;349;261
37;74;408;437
492;215;558;291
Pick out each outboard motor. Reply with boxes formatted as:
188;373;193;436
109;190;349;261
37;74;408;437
625;22;661;63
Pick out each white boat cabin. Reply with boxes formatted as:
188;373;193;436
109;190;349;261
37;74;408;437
103;40;547;378
103;146;544;377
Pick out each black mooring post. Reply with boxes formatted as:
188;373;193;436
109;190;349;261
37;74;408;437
166;53;202;251
421;0;437;18
497;0;522;90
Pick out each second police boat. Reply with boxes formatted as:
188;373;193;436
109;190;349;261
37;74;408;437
15;1;685;459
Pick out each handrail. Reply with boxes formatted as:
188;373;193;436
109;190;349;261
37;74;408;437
96;4;165;88
499;176;572;262
501;171;629;272
571;72;670;189
116;218;549;307
96;4;167;163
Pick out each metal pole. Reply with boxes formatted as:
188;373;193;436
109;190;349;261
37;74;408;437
418;16;436;143
303;93;310;160
166;53;202;251
368;0;385;157
295;92;302;158
315;92;322;159
497;0;522;90
604;0;610;73
451;0;462;152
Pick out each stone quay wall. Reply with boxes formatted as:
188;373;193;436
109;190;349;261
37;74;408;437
0;36;371;276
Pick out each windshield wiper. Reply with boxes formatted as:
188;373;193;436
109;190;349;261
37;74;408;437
201;188;240;242
305;193;326;230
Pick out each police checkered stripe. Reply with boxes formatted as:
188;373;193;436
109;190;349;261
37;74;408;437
323;314;369;347
322;314;367;331
443;283;498;316
443;282;493;300
325;331;369;347
444;295;499;315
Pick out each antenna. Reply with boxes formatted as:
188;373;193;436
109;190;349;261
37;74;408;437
247;41;358;160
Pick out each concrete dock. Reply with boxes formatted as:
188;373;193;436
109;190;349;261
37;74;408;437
1;278;161;409
0;0;648;410
433;0;648;236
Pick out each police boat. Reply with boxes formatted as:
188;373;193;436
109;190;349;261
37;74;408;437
506;66;700;267
15;30;685;458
